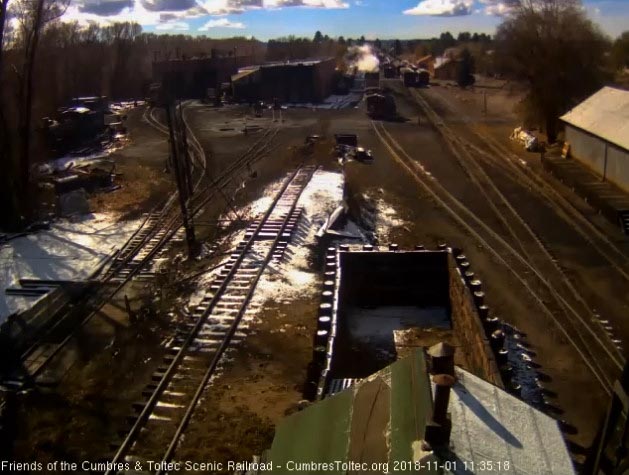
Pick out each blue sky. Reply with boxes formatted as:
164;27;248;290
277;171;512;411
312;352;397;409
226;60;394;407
63;0;629;39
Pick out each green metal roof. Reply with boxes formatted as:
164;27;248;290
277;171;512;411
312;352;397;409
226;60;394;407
268;350;436;474
266;349;576;475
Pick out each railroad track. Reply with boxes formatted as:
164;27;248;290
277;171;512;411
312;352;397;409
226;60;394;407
413;86;629;283
105;165;317;475
409;87;629;348
143;106;168;136
467;128;629;281
408;87;625;362
372;119;623;393
13;105;280;383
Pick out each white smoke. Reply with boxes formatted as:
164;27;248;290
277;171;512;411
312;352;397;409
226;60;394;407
347;44;380;73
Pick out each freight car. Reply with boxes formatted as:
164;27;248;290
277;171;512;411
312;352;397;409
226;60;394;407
402;68;418;87
416;68;430;87
383;64;397;79
366;93;396;119
364;71;380;89
402;68;430;88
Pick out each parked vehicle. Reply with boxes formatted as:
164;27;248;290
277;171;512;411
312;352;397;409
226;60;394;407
354;147;374;162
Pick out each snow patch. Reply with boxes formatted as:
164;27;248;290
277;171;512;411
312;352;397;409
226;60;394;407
183;169;345;339
503;323;544;407
358;191;407;242
0;213;141;322
248;171;345;307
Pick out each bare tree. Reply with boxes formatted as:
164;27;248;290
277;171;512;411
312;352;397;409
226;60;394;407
12;0;68;219
495;0;610;142
611;31;629;71
0;0;20;230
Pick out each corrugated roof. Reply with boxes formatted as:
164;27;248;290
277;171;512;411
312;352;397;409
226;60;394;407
267;350;575;474
231;68;259;82
560;86;629;151
449;368;575;474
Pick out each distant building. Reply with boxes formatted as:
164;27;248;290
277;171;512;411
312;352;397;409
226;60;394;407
560;87;629;192
152;55;254;99
434;57;459;81
231;58;336;104
416;54;435;76
443;46;464;60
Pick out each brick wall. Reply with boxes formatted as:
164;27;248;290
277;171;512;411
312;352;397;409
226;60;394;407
448;255;503;388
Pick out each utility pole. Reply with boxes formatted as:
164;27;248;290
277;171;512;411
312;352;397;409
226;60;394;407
177;103;194;197
165;101;198;259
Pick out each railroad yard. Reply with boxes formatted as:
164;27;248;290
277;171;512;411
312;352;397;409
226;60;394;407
2;67;629;474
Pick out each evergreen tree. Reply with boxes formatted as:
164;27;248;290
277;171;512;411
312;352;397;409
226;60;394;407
456;48;475;88
394;39;402;56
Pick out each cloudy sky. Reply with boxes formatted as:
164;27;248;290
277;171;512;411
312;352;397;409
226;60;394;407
63;0;629;39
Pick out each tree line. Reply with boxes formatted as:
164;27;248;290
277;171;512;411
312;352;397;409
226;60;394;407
493;0;626;142
0;0;628;230
0;9;266;230
266;32;347;63
0;14;350;230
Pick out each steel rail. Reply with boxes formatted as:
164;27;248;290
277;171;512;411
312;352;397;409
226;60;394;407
19;103;208;378
157;165;317;472
105;165;316;474
409;87;624;369
373;120;618;393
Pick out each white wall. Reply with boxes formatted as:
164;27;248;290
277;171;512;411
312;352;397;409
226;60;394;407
566;125;629;193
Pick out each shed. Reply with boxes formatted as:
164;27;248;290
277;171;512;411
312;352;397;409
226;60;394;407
560;87;629;192
434;58;459;81
416;55;435;76
267;350;575;474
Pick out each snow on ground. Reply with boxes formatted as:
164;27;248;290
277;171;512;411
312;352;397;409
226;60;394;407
0;213;141;322
255;170;344;302
374;197;406;239
185;171;408;329
187;169;345;325
503;323;544;407
184;171;344;378
285;93;363;110
355;190;407;243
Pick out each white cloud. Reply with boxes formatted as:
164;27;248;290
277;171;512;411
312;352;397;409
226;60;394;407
404;0;520;17
63;2;162;26
404;0;473;16
479;0;519;16
62;0;348;28
198;17;246;29
264;0;348;8
155;20;190;29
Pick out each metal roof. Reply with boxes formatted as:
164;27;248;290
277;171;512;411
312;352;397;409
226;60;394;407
267;349;575;474
448;368;575;474
560;86;629;152
261;57;334;68
232;68;259;82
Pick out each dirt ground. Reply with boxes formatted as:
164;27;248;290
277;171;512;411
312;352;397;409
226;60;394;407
9;81;629;473
7;106;180;465
173;88;622;471
374;79;629;453
7;104;341;469
88;107;174;219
